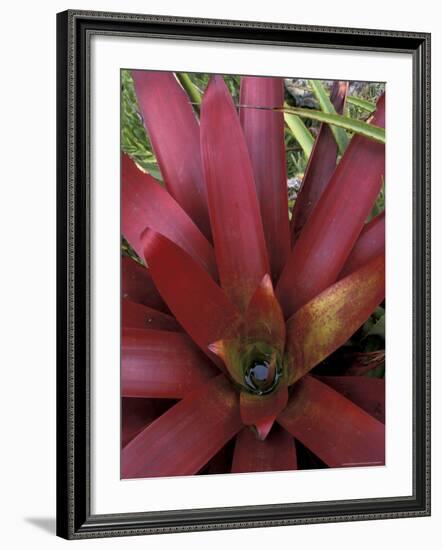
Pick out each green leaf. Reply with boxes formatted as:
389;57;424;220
279;106;385;144
284;103;314;158
308;80;350;154
175;73;202;109
141;163;163;182
121;69;161;177
347;96;376;112
364;314;385;339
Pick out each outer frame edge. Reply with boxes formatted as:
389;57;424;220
56;9;431;539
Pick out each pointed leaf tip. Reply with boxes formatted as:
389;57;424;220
290;81;348;244
278;93;385;318
244;274;285;351
231;426;297;473
200;74;269;311
140;229;239;365
131;70;211;238
240;385;288;441
122;154;217;278
240;76;290;280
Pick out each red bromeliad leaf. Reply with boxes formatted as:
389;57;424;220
131;71;211;238
122;299;181;331
121;255;168;312
317;376;385;423
244;274;286;351
141;230;240;362
122;154;217;278
122;328;218;399
278;375;385;467
121;375;242;478
231;425;297;473
240;385;288;440
339;212;385;278
200;76;269;312
291;81;348;244
277;93;385;318
121;398;175;447
286;254;385;384
239;77;290;281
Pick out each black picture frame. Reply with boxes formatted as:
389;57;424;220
56;9;431;539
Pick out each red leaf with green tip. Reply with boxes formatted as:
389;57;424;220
207;339;244;385
200;76;269;312
277;375;384;467
231;425;297;473
121;255;167;312
317;376;385;423
121;375;242;478
291;81;348;244
122;398;175;447
122;299;181;331
141;229;240;363
277;93;385;318
286;254;385;384
131;71;211;238
239;77;290;280
339;212;385;278
122;154;217;278
240;385;288;440
244;274;285;351
209;275;286;385
122;328;217;398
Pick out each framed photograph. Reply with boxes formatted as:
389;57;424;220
56;9;431;539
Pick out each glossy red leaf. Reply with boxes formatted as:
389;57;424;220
286;254;385;384
200;76;269;312
122;328;217;398
317;376;385;423
243;274;285;352
277;93;385;318
122;299;181;331
121;255;167;312
142;230;239;362
231;425;297;473
339;212;385;278
122;154;217;278
121;398;175;448
278;375;385;467
131;71;211;238
121;375;242;478
240;76;290;280
291;81;348;244
240;385;288;440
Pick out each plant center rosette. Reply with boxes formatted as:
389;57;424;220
121;72;386;478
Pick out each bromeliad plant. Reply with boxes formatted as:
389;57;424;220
121;72;386;477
